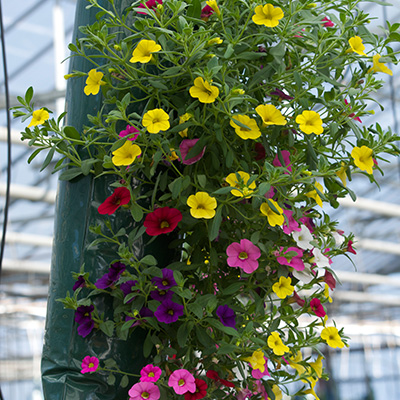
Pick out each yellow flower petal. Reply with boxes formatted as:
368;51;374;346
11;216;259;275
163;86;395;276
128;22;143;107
189;77;219;103
351;145;374;174
112;142;141;166
187;192;217;219
295;110;323;135
130;40;162;63
27;108;50;127
252;4;284;27
142;108;170;133
230;115;261;140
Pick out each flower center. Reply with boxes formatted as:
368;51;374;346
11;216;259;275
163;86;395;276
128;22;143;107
168;309;174;315
178;378;185;386
149;372;155;377
160;220;170;228
329;335;335;341
162;279;169;286
142;391;150;399
239;251;248;260
88;362;94;368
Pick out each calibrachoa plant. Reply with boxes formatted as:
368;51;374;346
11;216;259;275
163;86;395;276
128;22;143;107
13;0;400;398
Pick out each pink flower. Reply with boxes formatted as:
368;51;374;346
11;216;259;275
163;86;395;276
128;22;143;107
347;239;357;254
273;150;292;174
80;356;99;374
277;247;305;271
282;209;301;234
292;291;306;307
226;239;261;274
168;369;196;395
129;382;160;400
310;298;326;317
140;364;162;382
324;270;336;289
344;99;362;123
179;139;206;165
322;16;334;27
137;0;162;14
251;356;270;379
119;125;139;141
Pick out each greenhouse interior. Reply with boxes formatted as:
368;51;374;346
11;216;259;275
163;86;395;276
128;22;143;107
1;0;400;399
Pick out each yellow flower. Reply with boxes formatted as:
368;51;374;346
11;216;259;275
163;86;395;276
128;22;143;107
167;149;179;161
368;54;393;76
84;69;106;96
255;104;287;126
244;349;266;372
206;0;220;16
230;115;261;140
320;326;344;349
252;4;284;27
347;36;366;56
267;331;289;355
27;108;50;127
351;145;374;174
295;110;323;135
303;376;320;400
272;276;294;299
336;162;347;187
189;77;219;103
178;113;192;137
288;351;306;376
225;171;256;198
187;192;217;219
130;40;162;63
207;37;223;45
270;385;283;400
324;283;333;303
112;141;141;166
260;199;284;226
305;182;324;208
309;355;324;378
142;108;170;133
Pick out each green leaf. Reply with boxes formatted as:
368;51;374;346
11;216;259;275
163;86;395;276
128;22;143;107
25;86;34;105
130;204;144;222
143;331;154;358
188;302;203;319
187;0;201;18
99;320;114;337
212;186;233;195
177;322;190;347
27;148;43;164
58;167;83;181
209;205;222;241
107;374;116;386
40;146;55;172
140;255;158;266
197;174;206;188
142;266;162;277
81;158;96;176
217;343;237;355
195;325;214;347
120;375;129;388
223;282;243;295
64;126;80;140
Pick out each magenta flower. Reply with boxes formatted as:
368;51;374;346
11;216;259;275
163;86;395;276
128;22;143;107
277;247;305;271
128;382;160;400
322;16;334;27
179;139;206;165
168;369;196;395
137;0;162;14
272;150;292;173
154;299;184;324
80;356;99;374
140;364;162;382
282;209;301;235
226;239;261;274
119;125;139;141
201;4;214;20
216;305;236;329
344;99;362;123
310;298;326;317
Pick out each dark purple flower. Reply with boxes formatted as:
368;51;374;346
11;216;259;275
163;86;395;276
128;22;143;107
154;300;184;324
150;288;174;302
73;275;86;291
140;307;154;318
152;268;177;290
120;280;137;296
216;305;236;329
77;319;95;337
74;305;94;324
270;89;294;101
95;262;126;289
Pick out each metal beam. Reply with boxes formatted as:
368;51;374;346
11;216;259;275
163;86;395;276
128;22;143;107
338;196;400;218
0;183;57;203
5;232;53;247
1;259;50;274
0;126;28;145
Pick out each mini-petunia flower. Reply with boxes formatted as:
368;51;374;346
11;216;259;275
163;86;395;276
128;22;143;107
98;187;131;215
277;247;305;271
272;150;292;174
130;40;162;63
189;77;219;103
305;182;324;207
152;268;177;290
84;69;106;96
206;370;235;388
324;270;336;290
351;145;374;174
272;276;294;299
154;299;184;324
178;112;192;137
226;239;261;274
282;209;301;234
95;262;126;289
252;4;284;27
321;326;344;348
179;139;206;165
119;125;139;141
73;275;86;291
112;141;141;166
244;349;266;372
225;171;256;198
140;364;162;382
296;110;323;135
27;108;50;127
142;108;170;133
251;356;270;379
255;104;287;126
292;224;314;250
310;248;330;268
201;4;214;20
336;162;348;187
260;199;284;226
75;305;95;337
144;207;182;236
322;16;334;27
216;305;236;329
267;331;289;355
80;356;99;374
128;381;161;400
347;36;366;56
310;298;326;317
184;378;208;400
187;192;217;219
347;239;357;254
168;369;196;395
368;53;393;75
230;115;261;140
137;0;162;14
206;0;220;16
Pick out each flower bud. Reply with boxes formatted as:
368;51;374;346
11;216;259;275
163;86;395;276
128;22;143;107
113;44;122;51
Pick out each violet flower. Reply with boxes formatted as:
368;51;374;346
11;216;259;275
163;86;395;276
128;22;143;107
95;262;126;289
154;299;184;324
152;268;177;290
216;305;236;329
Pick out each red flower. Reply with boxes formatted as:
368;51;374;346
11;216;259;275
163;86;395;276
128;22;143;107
143;207;182;236
344;99;362;123
324;270;336;290
292;290;305;307
322;16;334;27
310;298;326;317
184;379;208;400
98;187;131;215
254;142;266;161
206;370;235;388
201;5;214;20
138;0;162;14
346;239;357;254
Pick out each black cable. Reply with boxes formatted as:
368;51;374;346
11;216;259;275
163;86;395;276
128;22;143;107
0;0;11;288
